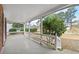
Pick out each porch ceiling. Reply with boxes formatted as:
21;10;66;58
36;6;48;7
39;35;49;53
3;4;69;23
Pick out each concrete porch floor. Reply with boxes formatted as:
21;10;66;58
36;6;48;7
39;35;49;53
2;34;79;54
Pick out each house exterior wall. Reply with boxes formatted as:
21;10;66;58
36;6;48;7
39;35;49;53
0;4;4;49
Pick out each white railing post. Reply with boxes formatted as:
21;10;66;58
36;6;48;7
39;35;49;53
24;23;26;36
40;17;43;44
28;21;30;39
55;33;62;50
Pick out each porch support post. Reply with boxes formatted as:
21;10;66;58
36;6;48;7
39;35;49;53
55;33;62;50
28;21;31;39
40;17;43;44
24;23;26;35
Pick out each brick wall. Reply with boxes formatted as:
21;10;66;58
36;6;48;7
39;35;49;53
0;4;4;49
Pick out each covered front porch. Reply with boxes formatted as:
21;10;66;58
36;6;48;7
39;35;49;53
2;34;78;54
0;4;79;54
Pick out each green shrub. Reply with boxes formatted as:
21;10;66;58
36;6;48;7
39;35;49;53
20;28;29;31
9;28;17;32
20;28;24;31
25;28;29;32
30;28;37;32
25;28;37;32
20;28;37;32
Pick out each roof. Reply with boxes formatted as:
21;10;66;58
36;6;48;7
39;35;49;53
3;4;70;23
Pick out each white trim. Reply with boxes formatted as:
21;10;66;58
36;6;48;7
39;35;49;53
24;23;26;35
3;17;6;45
28;21;31;39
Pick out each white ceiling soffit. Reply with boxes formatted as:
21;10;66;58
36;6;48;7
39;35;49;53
3;4;69;23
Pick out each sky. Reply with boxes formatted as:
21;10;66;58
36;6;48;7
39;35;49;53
71;6;79;22
75;6;79;18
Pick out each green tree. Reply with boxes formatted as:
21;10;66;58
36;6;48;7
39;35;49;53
65;7;76;23
57;6;77;29
65;6;77;29
57;12;65;20
43;14;66;36
12;23;24;28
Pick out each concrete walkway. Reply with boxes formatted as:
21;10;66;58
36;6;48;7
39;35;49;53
2;34;79;54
